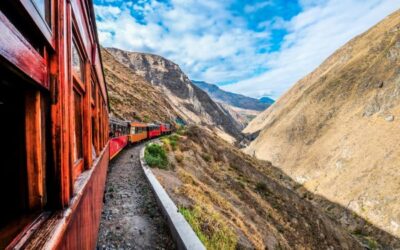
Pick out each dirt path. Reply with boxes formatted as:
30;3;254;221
97;144;176;250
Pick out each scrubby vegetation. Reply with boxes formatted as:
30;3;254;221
150;125;363;249
161;134;180;151
144;143;168;169
179;206;237;250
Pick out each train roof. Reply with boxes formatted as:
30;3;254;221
130;122;147;127
109;117;129;126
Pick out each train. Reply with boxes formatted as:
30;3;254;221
0;0;110;249
109;118;172;159
0;1;174;248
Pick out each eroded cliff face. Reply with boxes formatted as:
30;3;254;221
106;48;243;141
101;49;178;123
244;10;400;247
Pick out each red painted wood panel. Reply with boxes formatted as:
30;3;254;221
0;11;48;88
149;128;161;138
71;0;93;60
56;147;110;250
109;135;129;159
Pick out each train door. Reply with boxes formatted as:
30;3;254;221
0;67;50;248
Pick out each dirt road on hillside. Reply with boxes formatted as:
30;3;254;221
97;144;176;250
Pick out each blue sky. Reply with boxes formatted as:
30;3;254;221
94;0;400;99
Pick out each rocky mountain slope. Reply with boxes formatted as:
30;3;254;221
102;49;178;122
244;10;400;247
193;80;273;127
192;81;271;111
152;126;364;249
106;48;243;141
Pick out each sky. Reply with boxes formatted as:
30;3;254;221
94;0;400;100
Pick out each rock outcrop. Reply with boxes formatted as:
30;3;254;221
106;48;243;141
102;49;178;123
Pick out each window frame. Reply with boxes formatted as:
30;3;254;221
20;0;54;47
70;23;89;182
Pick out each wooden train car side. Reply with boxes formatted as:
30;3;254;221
109;117;129;160
147;124;161;139
160;123;172;135
130;122;148;143
0;0;109;249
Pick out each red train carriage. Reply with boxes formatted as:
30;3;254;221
160;123;172;135
0;0;109;249
147;124;161;139
109;117;130;159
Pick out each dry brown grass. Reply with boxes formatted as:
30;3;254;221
244;10;400;247
153;126;362;249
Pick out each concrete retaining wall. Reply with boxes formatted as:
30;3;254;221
139;146;206;250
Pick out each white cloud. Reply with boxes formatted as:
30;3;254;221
95;0;400;100
95;0;270;84
223;0;400;99
244;1;274;13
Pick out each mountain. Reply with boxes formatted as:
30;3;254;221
152;126;362;249
101;49;178;123
106;48;243;142
244;10;400;247
192;81;272;111
192;81;273;128
259;96;275;105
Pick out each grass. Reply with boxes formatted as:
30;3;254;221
179;205;238;250
162;134;180;151
144;143;168;169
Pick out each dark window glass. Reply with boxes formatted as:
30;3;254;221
73;90;83;162
72;41;84;82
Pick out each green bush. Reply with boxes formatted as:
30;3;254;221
145;143;168;169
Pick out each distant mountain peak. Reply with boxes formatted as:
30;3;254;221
259;96;275;105
192;80;273;111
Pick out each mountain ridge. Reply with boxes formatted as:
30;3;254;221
244;9;400;247
106;47;243;141
192;80;272;111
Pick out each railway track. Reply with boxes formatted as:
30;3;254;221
97;144;176;250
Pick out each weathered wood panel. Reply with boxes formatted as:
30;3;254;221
56;148;109;250
0;10;48;88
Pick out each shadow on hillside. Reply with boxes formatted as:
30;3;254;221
263;161;400;249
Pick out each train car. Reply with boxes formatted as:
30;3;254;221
130;122;148;144
0;0;109;249
160;123;172;135
147;124;161;139
109;117;130;160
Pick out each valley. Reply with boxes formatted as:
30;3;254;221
101;8;400;250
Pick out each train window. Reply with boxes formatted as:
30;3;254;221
72;40;84;82
73;89;83;164
31;0;51;27
0;73;49;248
